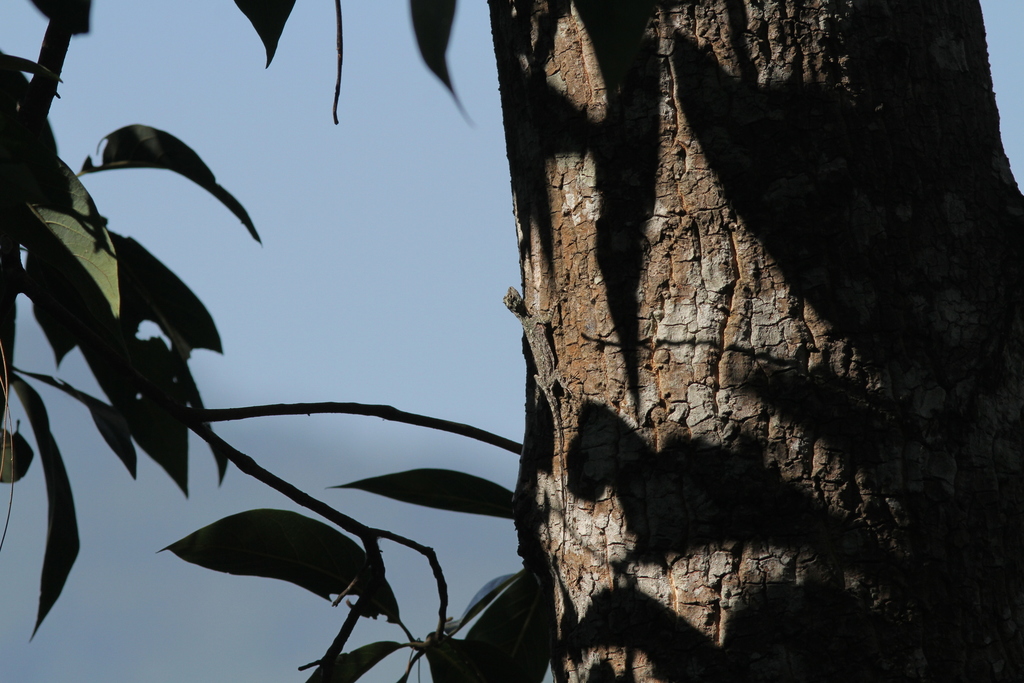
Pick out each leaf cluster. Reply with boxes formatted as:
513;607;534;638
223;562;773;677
2;44;257;634
3;0;662;680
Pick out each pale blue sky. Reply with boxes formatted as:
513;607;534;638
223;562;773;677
1;2;1021;682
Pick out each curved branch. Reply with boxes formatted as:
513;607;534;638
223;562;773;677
197;403;521;455
332;0;343;125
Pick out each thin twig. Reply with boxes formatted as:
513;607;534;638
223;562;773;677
319;539;384;681
198;403;521;455
331;563;365;607
332;0;343;124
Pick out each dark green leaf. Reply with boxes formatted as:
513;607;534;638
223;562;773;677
0;429;34;483
32;301;76;365
0;110;68;206
80;339;189;494
102;231;225;482
25;252;109;365
573;0;657;91
112;233;222;356
26;244;219;489
25;249;191;489
466;571;549;683
334;469;513;519
80;125;260;242
426;639;531;683
31;156;119;318
445;572;518;635
0;58;57;153
29;194;120;327
29;0;91;34
0;55;61;81
1;140;122;340
12;377;79;635
164;509;400;621
233;0;297;67
15;370;137;478
305;641;407;683
410;0;457;92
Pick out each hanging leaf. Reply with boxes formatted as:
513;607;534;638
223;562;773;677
12;377;79;635
0;112;120;338
425;638;531;683
24;252;115;365
164;509;401;621
26;250;214;491
573;0;657;91
80;125;260;242
333;469;513;519
445;572;518;635
305;641;407;683
0;429;34;483
233;0;297;67
1;145;122;343
28;0;91;34
29;200;120;324
111;232;225;480
15;370;137;478
112;234;222;357
410;0;457;93
466;571;549;683
80;338;190;494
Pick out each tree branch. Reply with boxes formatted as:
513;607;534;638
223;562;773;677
197;403;521;454
18;20;72;136
318;540;384;682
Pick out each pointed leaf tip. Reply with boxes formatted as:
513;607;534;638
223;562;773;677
13;378;80;636
233;0;297;67
80;125;260;242
573;0;657;91
410;0;457;93
333;468;514;519
0;429;35;483
164;509;401;621
0;55;61;82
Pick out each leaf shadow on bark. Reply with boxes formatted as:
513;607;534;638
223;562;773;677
535;395;913;682
508;1;1024;679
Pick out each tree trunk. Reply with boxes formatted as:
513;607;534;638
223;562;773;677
489;0;1024;680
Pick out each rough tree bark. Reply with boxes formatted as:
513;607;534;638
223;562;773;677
489;0;1024;680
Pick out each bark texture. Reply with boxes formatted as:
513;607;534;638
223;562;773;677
489;0;1024;680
